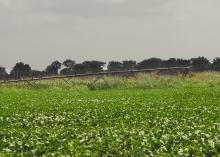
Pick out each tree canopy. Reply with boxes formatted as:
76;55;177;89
10;62;31;79
0;56;220;80
45;61;62;76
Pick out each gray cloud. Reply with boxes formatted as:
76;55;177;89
0;0;220;70
0;0;170;17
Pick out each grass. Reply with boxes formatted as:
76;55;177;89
0;72;220;156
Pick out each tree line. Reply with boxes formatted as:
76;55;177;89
0;56;220;80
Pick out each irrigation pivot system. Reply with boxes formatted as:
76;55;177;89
0;66;191;86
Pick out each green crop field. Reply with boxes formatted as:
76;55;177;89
0;73;220;156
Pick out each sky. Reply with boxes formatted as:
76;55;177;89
0;0;220;70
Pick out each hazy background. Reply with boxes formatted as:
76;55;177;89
0;0;220;70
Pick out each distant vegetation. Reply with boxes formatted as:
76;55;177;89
1;56;220;80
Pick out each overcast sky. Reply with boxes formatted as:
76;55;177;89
0;0;220;70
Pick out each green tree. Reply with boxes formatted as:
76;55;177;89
212;57;220;71
136;58;162;69
191;57;211;72
0;66;8;80
10;62;31;79
45;61;61;75
61;59;76;75
82;61;106;73
122;60;136;70
63;59;76;69
74;64;86;74
107;61;123;71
